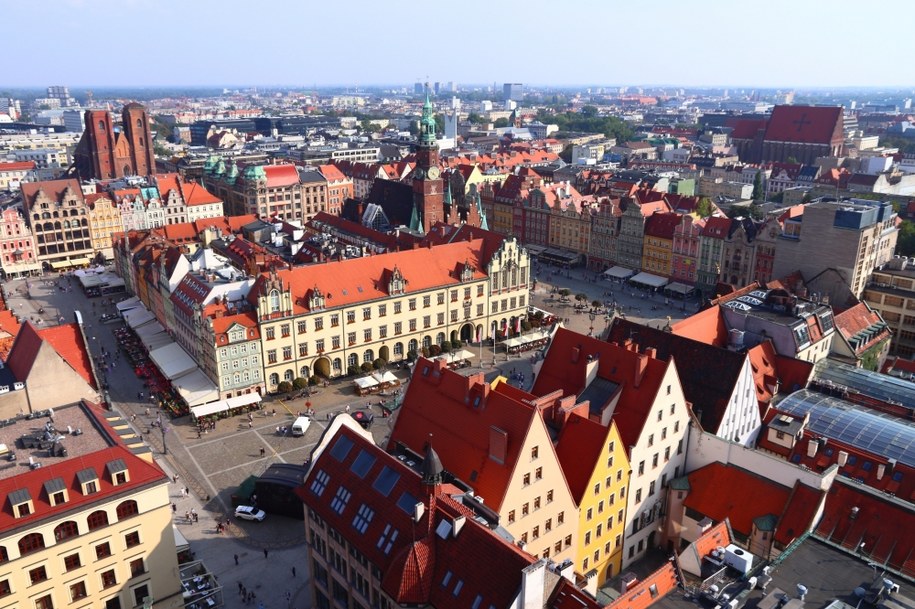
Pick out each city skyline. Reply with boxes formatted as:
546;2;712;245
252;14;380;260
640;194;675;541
3;0;913;89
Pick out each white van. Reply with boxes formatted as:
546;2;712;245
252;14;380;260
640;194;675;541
291;416;311;437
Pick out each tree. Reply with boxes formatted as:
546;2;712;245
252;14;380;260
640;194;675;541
360;119;380;133
575;292;588;304
580;105;599;117
898;219;915;256
466;112;483;124
347;365;359;376
451;339;462;349
373;358;386;370
406;349;419;362
440;342;451;353
752;171;763;201
277;381;292;395
493;118;510;128
558;288;571;299
696;197;714;218
292;377;308;391
559;144;573;164
360;362;374;373
308;375;320;386
592;299;603;310
434;114;444;134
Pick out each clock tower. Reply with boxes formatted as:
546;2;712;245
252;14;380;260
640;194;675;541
412;90;444;234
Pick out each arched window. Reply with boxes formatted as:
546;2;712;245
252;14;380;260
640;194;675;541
408;339;418;353
422;336;432;348
269;290;280;313
332;358;342;371
363;350;373;363
136;118;143;129
393;342;404;356
347;353;358;368
54;520;79;541
18;533;44;556
300;365;310;378
87;510;109;531
284;369;294;381
436;332;445;346
269;373;279;387
98;120;105;131
115;500;138;520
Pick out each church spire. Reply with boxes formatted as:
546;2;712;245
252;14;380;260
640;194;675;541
419;87;437;148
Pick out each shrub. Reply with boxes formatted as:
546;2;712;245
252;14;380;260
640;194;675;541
429;344;442;356
440;342;451;353
277;381;293;395
373;358;387;370
451;339;462;349
292;377;308;390
360;361;374;373
521;320;532;332
347;365;359;376
407;350;418;362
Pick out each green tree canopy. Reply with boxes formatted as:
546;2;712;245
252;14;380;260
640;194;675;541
898;219;915;256
696;197;714;218
752;171;763;200
493;117;510;128
536;109;633;141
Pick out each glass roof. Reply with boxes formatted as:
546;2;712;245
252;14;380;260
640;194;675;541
776;389;915;468
813;359;915;409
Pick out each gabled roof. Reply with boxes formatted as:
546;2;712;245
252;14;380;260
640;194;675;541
317;164;347;182
764;105;844;145
301;422;535;609
181;180;221;205
607;319;745;433
388;360;545;510
37;323;96;388
554;414;613;503
833;302;890;356
533;328;671;452
643;212;682;240
683;462;791;536
20;178;83;211
210;310;259;342
730;118;767;140
0;161;36;172
701;215;732;239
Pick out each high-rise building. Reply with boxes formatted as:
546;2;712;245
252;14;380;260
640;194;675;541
73;103;155;180
46;85;77;107
62;109;85;133
503;82;523;102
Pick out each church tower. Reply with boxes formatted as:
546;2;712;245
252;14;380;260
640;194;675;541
122;103;155;178
412;90;444;233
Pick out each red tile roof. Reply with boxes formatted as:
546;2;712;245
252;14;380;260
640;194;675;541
209;310;260;342
263;164;301;188
764;105;844;145
250;239;489;314
0;401;167;535
555;414;613;503
774;482;825;545
38;323;96;388
317;164;347;182
730;119;767;140
683;462;791;536
0;161;36;172
389;361;551;511
180;180;221;206
606;563;679;609
533;328;671;452
815;479;915;577
20;178;83;211
549;578;603;609
643;212;682;240
670;306;729;348
693;520;731;561
301;423;536;609
701;216;731;239
833;302;890;356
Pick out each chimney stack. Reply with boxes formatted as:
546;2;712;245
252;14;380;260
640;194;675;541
634;353;649;388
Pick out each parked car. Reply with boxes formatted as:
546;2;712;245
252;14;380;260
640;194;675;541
234;505;266;522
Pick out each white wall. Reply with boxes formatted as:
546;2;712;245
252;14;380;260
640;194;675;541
686;428;837;491
714;357;762;446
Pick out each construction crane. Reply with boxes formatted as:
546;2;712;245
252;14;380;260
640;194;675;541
85;90;94;106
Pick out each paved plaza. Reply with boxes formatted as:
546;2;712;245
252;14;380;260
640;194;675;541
0;262;698;608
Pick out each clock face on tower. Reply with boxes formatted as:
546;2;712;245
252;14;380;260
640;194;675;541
427;166;440;180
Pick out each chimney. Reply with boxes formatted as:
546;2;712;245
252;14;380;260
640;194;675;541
644;346;657;359
571;345;581;364
837;450;848;466
585;355;599;388
877;464;886;480
633;353;649;388
452;515;466;537
519;561;546;609
807;439;818;458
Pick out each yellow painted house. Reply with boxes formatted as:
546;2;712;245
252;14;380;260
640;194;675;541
641;212;681;278
555;413;630;584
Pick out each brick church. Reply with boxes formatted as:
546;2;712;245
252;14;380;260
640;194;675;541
73;103;155;180
730;104;845;164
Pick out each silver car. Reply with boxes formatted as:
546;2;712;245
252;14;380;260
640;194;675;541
234;505;266;522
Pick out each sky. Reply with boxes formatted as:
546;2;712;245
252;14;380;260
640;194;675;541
2;0;912;90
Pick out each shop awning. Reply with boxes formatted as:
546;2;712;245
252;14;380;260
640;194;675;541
354;376;379;390
149;343;197;380
665;282;696;295
135;322;170;350
172;370;219;407
604;266;636;280
371;371;399;385
78;274;104;288
190;393;261;419
124;307;155;329
448;349;476;360
629;272;669;289
50;259;77;270
172;525;189;553
116;296;141;312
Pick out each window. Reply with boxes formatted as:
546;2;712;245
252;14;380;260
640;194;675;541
129;557;145;577
598;500;604;514
64;552;81;571
298;320;307;333
409;319;416;332
35;594;53;609
394;322;402;335
638;461;645;476
648;434;654;447
125;531;140;548
423;315;431;328
523;473;530;486
409;299;416;311
423;296;431;308
116;500;138;520
347;332;356;346
534;497;540;510
532;526;540;539
535;467;542;480
594;483;601;495
546;490;554;503
545;518;552;532
101;569;117;588
29;565;48;584
558;511;564;525
347;311;356;323
379;304;387;317
522;503;529;516
18;533;44;556
664;446;671;462
133;584;150;608
362;307;371;321
635;488;642;503
96;542;112;559
649;481;656;496
677;439;683;455
315;317;324;331
281;324;290;337
267;349;277;364
266;327;275;340
283;346;292;360
394;302;402;314
379;325;387;339
652;453;659;468
508;510;515;523
0;580;9;597
54;520;79;541
565;534;572;548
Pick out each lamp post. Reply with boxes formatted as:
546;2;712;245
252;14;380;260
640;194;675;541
588;312;596;337
160;422;169;455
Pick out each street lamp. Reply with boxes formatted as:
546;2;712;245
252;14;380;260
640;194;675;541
588;312;596;337
161;423;169;455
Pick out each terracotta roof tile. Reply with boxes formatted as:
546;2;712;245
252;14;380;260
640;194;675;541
764;105;844;145
263;164;300;188
37;323;96;388
555;414;613;503
0;161;36;172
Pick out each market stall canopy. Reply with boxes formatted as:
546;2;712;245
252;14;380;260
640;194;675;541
372;371;399;385
629;272;669;289
449;349;476;360
190;393;261;419
116;296;141;312
172;369;219;407
604;266;636;280
124;307;155;329
665;282;696;296
136;324;172;351
353;376;379;390
172;525;189;553
149;343;197;380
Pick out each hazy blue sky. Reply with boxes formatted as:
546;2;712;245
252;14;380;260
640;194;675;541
3;0;912;89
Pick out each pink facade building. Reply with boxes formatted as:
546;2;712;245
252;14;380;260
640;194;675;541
0;207;40;278
671;214;705;285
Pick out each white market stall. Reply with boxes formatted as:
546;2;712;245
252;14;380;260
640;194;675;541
116;296;141;313
171;369;220;407
149;343;197;380
604;266;636;280
353;375;380;396
629;272;669;290
371;371;400;388
190;393;262;421
124;307;155;329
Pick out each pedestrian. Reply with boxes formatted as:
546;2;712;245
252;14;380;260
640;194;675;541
260;447;266;457
241;584;246;598
184;486;189;496
185;510;190;522
234;554;239;565
171;502;177;513
263;548;268;559
173;474;178;484
238;581;243;594
292;565;296;577
248;420;253;429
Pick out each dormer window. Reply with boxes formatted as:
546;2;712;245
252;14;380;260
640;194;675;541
77;467;99;495
9;488;33;518
44;477;68;506
388;267;406;295
106;459;129;486
461;261;474;282
308;286;326;311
